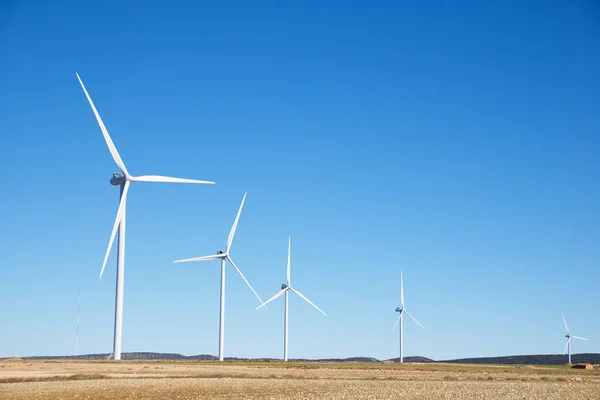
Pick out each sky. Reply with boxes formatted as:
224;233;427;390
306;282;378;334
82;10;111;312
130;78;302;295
0;0;599;361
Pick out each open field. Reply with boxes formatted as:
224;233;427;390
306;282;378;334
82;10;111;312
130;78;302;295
1;360;599;399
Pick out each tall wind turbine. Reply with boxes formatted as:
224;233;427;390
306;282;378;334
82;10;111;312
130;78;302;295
561;313;589;364
256;236;326;362
174;193;264;361
392;270;424;363
76;73;215;360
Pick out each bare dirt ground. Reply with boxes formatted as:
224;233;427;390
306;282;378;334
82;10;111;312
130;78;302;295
1;359;599;399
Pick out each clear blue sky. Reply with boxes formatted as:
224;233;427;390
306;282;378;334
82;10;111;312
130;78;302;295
0;0;598;361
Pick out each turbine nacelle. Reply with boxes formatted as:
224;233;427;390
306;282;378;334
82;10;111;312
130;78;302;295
110;173;126;186
395;307;402;313
281;284;288;290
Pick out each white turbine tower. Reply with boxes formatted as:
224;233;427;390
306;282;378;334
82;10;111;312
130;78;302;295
76;73;215;360
392;270;424;363
256;236;326;362
174;193;264;361
562;313;589;365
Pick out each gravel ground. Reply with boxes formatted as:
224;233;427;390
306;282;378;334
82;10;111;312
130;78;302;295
2;377;599;400
1;360;599;399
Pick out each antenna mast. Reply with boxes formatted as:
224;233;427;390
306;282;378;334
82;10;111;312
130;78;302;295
75;284;80;359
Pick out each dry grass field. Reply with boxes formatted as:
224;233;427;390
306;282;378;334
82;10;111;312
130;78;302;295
1;359;599;399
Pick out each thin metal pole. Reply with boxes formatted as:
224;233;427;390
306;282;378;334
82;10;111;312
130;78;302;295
75;284;80;359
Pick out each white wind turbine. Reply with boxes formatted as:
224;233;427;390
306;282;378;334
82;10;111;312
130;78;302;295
76;73;214;360
392;270;425;363
174;193;264;361
256;236;326;361
561;313;589;365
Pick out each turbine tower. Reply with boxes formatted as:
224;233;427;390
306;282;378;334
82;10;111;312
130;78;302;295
392;270;424;363
256;236;326;362
76;74;215;360
562;313;589;365
174;193;264;361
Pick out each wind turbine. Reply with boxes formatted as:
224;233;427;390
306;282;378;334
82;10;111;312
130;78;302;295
392;270;424;363
256;236;326;362
76;73;215;360
174;193;264;361
561;313;589;365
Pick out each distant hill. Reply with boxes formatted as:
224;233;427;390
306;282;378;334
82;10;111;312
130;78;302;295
294;357;380;363
20;352;189;361
441;353;600;365
4;352;599;365
388;356;435;363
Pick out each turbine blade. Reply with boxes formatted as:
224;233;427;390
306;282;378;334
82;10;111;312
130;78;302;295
173;254;223;263
571;336;590;341
404;310;425;330
392;313;401;332
289;287;326;316
226;193;246;252
563;340;569;356
287;236;291;286
255;288;287;310
76;73;129;176
227;256;264;306
400;269;405;307
99;181;130;279
130;175;215;184
562;313;570;335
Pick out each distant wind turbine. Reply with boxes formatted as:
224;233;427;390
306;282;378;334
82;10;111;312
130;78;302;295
392;270;424;363
561;313;589;365
76;73;215;360
256;236;326;361
174;193;264;361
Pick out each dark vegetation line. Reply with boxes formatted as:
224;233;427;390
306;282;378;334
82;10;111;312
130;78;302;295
0;374;109;384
